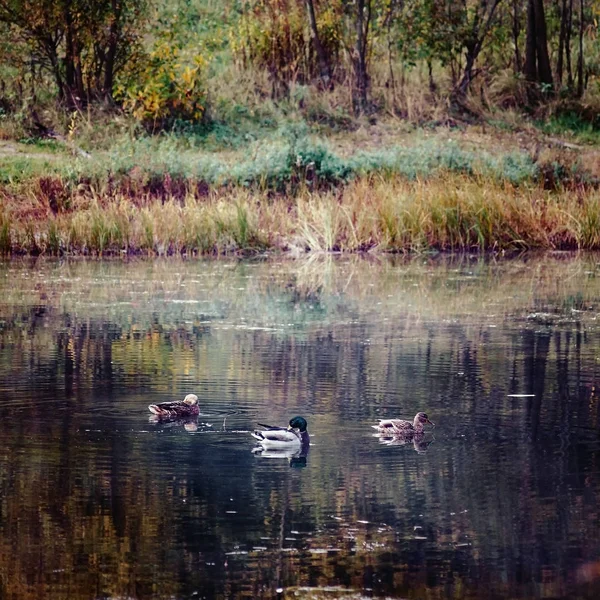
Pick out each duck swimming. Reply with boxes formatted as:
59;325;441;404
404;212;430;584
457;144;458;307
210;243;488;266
373;412;434;435
252;416;310;451
148;394;199;419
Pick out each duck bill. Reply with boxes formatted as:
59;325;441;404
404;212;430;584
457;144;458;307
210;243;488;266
426;419;435;427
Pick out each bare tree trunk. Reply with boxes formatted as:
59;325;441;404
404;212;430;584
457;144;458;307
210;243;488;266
64;0;85;106
576;0;584;97
524;0;553;99
455;0;504;97
64;0;76;104
566;0;574;87
524;0;538;82
74;44;85;104
427;59;436;93
457;45;478;95
305;0;332;89
534;0;553;88
103;0;122;99
512;0;522;72
557;0;568;85
352;0;371;114
47;50;65;102
385;0;397;109
29;57;36;103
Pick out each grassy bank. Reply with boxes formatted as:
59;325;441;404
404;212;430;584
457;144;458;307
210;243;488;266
1;125;546;188
1;0;599;258
2;172;600;256
1;112;599;257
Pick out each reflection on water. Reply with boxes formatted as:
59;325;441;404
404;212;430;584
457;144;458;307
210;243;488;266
374;433;435;453
252;444;310;467
1;254;600;599
148;415;203;433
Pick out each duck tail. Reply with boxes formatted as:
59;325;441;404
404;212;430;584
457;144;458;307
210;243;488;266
251;431;265;441
148;404;164;415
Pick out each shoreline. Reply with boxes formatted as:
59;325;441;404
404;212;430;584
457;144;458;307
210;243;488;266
2;173;600;257
2;122;599;258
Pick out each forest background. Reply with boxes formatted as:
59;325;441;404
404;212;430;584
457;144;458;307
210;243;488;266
0;0;599;255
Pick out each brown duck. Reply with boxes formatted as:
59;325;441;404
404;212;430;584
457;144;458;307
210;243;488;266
373;412;435;435
148;394;199;419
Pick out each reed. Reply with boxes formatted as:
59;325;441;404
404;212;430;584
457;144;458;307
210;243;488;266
0;211;11;255
2;174;600;255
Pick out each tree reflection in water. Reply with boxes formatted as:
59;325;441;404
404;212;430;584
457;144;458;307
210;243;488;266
0;255;599;599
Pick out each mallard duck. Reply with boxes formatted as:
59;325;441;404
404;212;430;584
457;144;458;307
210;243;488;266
373;412;434;435
148;394;199;419
252;416;310;451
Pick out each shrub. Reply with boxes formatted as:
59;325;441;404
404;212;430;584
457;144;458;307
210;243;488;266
117;41;208;132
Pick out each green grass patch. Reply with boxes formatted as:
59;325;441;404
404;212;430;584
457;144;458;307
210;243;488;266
538;111;600;145
17;138;63;152
101;128;541;192
0;156;63;184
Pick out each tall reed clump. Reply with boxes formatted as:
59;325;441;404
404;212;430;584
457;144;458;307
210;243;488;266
32;194;271;256
66;201;133;255
4;174;600;255
569;194;600;249
296;195;343;251
0;210;11;254
289;176;600;252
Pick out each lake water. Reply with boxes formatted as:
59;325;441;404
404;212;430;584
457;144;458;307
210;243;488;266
1;254;600;600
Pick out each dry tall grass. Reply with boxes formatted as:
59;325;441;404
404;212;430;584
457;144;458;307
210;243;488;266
1;174;599;255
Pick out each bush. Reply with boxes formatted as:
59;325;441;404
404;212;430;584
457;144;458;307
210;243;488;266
116;41;208;132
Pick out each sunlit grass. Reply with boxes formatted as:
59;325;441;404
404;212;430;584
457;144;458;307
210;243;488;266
2;173;600;255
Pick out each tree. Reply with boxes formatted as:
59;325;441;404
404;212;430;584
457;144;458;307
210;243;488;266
305;0;333;88
524;0;554;96
511;0;523;72
393;1;505;97
0;0;146;106
556;0;570;86
355;0;371;112
576;0;585;97
454;0;506;96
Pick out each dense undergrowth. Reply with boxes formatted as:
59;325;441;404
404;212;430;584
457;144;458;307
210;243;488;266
1;91;598;256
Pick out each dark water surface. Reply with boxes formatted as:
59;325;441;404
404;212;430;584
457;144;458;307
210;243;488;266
1;254;600;600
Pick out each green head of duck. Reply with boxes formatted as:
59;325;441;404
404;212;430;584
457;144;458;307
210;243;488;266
288;416;308;432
